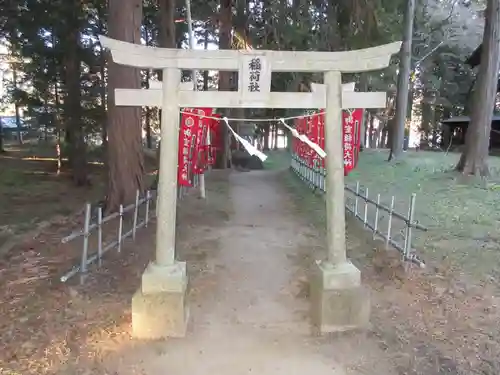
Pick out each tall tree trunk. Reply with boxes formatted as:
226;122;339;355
263;123;270;150
152;0;176;189
53;81;62;174
388;0;415;161
420;96;432;148
456;0;499;178
100;51;108;152
386;119;395;149
145;111;152;149
144;74;153;149
64;1;88;186
203;28;209;91
368;113;376;148
159;0;175;48
358;75;369;150
273;124;279;150
215;0;233;169
106;0;144;210
361;111;368;150
0;119;4;153
231;0;247;146
12;65;23;145
97;6;108;155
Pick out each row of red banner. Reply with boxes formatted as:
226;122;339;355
177;107;363;186
177;108;222;186
292;109;363;175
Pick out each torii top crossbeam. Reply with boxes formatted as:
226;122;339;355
99;36;400;73
99;36;401;110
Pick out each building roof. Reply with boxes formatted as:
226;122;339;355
441;115;500;128
465;44;500;91
466;44;482;67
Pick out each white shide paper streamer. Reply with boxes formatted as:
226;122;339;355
222;117;268;162
279;118;326;159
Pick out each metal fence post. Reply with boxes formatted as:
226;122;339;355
321;167;325;192
354;181;360;218
118;204;124;253
145;190;151;227
404;193;416;260
97;206;103;267
374;193;380;237
133;190;140;240
80;203;91;284
363;188;369;226
386;196;395;250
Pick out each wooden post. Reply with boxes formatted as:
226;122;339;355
155;67;181;266
324;71;347;265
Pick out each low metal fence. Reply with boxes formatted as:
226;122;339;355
60;190;157;283
290;153;427;267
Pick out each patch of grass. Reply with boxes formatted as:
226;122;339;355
343;149;500;284
283;148;500;285
263;149;290;170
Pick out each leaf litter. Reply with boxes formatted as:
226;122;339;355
0;171;232;375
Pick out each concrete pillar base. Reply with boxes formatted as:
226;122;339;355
131;261;189;339
141;261;187;294
309;260;370;335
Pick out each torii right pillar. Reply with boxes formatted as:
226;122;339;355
309;71;370;335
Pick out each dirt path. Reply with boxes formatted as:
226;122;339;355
101;170;396;375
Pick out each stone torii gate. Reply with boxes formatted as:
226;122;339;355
99;35;401;339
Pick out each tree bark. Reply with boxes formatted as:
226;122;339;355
106;0;144;210
456;0;500;177
231;0;248;147
215;0;233;169
144;69;153;149
97;5;108;155
203;29;210;91
12;65;23;144
63;1;88;186
159;0;175;48
151;0;176;189
388;0;415;161
263;123;270;150
420;95;432;148
368;113;375;148
0;120;4;153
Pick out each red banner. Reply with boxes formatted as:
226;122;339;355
209;113;222;165
291;109;362;173
310;113;320;167
342;109;363;176
318;110;325;167
178;108;199;186
191;108;213;175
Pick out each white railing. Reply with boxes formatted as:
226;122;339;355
290;153;427;267
60;190;157;283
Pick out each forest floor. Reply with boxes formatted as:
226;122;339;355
1;147;500;375
0;141;106;256
0;141;157;256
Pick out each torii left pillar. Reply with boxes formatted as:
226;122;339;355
131;68;189;338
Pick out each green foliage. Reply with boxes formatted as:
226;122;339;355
0;0;486;156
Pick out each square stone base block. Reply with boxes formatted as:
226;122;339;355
310;261;370;334
131;288;189;339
